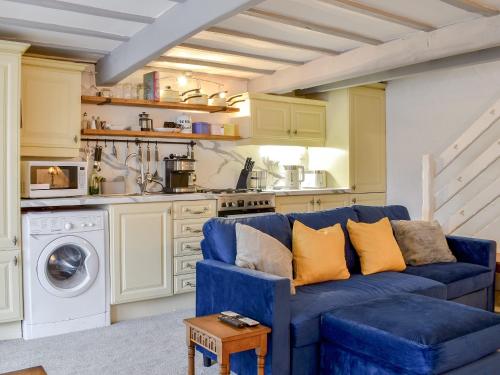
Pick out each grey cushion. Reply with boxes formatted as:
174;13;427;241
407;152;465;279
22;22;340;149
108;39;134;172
235;223;295;294
391;220;456;266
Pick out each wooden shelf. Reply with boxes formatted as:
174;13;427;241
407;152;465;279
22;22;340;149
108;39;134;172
81;128;241;141
81;95;239;113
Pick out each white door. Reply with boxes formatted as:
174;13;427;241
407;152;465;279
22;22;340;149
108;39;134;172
350;87;386;193
109;203;173;304
0;250;22;323
291;103;325;146
275;195;315;213
251;99;291;139
0;50;21;250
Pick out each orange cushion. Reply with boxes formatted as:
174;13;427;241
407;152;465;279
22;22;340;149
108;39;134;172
347;217;406;275
292;221;350;287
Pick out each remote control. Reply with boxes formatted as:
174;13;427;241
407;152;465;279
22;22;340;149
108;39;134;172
220;311;241;318
218;315;246;328
239;317;260;327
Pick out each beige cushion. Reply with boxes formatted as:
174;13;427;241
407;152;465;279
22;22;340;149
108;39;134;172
235;223;295;294
391;220;457;266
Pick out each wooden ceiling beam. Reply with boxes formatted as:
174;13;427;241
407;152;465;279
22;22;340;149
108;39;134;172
207;26;340;55
3;0;155;23
96;0;264;85
440;0;499;17
316;0;436;32
154;56;276;75
0;16;129;41
179;43;304;65
243;8;382;45
248;14;500;93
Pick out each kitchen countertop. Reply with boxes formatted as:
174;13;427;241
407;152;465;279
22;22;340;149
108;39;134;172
267;188;351;196
20;188;352;208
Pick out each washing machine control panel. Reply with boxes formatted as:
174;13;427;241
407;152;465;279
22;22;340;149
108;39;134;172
28;214;104;234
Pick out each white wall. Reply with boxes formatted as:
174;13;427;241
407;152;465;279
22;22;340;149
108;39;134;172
386;60;500;234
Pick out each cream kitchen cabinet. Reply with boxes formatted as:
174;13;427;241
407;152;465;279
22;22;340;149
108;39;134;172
276;194;349;214
109;203;173;305
0;41;27;328
0;250;22;323
21;57;85;158
236;93;326;146
350;193;386;206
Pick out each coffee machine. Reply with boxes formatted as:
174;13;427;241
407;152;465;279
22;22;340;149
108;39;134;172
163;154;196;193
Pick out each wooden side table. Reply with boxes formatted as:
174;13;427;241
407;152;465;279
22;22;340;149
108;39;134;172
184;314;271;375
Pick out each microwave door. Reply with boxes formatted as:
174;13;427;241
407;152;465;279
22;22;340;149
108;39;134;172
31;166;78;190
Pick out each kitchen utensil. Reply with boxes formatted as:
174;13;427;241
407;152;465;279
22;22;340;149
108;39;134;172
112;140;118;159
181;89;208;105
146;143;151;175
249;170;268;190
153;142;160;179
139;112;153;131
283;165;305;190
236;157;254;190
302;170;327;189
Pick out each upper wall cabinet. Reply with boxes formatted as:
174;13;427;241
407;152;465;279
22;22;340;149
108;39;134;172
0;41;27;251
21;57;85;158
234;93;326;146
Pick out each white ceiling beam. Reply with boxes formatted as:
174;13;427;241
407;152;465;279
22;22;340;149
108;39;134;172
96;0;264;85
440;0;499;16
207;27;340;55
154;56;275;75
248;14;500;93
0;16;129;41
316;0;435;31
179;43;304;65
243;8;382;45
3;0;155;23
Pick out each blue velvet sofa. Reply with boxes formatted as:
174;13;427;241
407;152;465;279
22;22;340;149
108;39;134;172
196;205;497;375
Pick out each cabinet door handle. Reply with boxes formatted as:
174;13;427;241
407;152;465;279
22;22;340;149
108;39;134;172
351;184;356;191
185;281;196;288
73;135;79;144
12;236;18;246
13;256;18;266
185;245;201;252
287;129;291;135
351;198;357;204
185;227;202;233
293;130;298;135
184;263;196;270
186;207;208;214
309;199;315;206
316;199;321;205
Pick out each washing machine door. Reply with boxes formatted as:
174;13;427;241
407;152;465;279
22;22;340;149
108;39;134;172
37;236;99;298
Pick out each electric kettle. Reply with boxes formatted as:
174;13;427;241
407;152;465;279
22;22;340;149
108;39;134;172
283;165;305;189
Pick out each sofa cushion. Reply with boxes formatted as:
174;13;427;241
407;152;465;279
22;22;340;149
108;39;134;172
287;207;360;272
353;205;410;223
403;262;493;300
321;293;500;374
290;272;446;347
201;214;292;264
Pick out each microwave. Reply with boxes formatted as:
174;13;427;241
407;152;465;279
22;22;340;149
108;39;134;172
21;161;88;198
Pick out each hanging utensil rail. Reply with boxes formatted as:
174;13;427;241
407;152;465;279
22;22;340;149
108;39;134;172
81;137;196;147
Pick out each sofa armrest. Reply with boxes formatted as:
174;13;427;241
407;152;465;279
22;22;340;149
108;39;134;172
196;259;291;374
446;235;496;270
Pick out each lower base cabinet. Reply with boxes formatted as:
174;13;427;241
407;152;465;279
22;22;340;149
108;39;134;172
275;193;386;214
0;250;22;323
109;203;173;305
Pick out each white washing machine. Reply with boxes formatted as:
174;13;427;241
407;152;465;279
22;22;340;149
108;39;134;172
22;210;110;339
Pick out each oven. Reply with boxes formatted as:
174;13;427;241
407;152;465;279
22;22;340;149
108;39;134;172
21;161;88;198
215;192;276;218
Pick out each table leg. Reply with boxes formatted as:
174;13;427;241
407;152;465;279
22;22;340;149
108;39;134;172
256;334;268;375
219;352;230;375
188;340;195;375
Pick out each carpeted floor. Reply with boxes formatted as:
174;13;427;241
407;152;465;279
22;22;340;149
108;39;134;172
0;310;219;375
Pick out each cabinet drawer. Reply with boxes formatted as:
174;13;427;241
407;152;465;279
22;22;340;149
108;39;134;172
173;218;208;238
174;236;204;257
173;200;216;219
174;255;203;275
174;274;196;294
